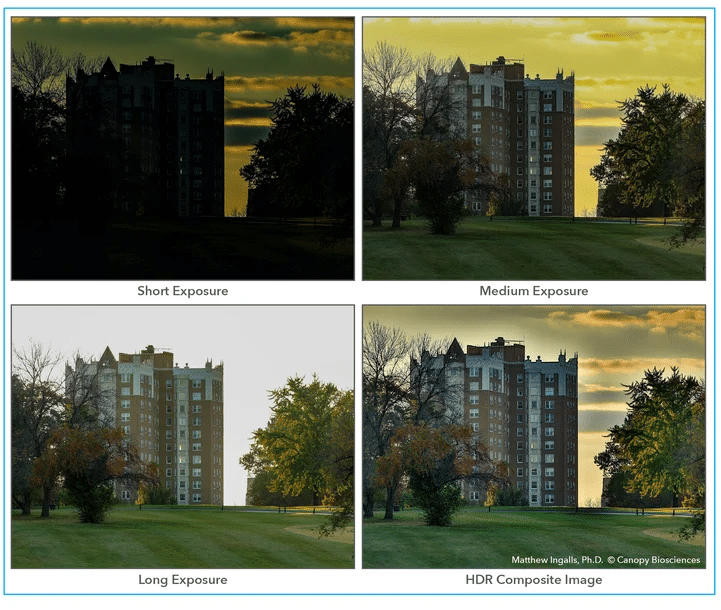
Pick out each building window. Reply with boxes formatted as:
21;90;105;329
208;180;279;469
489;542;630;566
469;408;479;418
471;423;479;432
517;454;523;464
193;405;201;413
543;104;552;112
469;395;479;405
545;441;555;450
543;141;553;151
192;392;201;400
472;98;481;107
192;417;202;426
193;456;201;464
543;115;552;124
545;400;554;409
192;380;202;388
517;428;524;437
193;468;201;477
545;427;555;437
545;387;554;395
120;400;130;409
545;454;555;463
121;413;131;423
544;494;555;504
192;493;202;503
545;413;555;423
193;481;202;490
192;443;201;451
121;490;132;500
469;367;479;377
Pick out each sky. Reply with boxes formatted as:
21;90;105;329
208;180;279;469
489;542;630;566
11;16;354;215
363;16;707;215
363;305;706;505
10;305;354;506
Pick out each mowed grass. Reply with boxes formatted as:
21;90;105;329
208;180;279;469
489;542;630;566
363;508;705;569
363;218;704;280
12;506;353;569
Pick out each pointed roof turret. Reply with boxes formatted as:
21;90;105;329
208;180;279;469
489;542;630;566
99;346;116;367
99;57;118;79
445;337;465;362
450;57;468;79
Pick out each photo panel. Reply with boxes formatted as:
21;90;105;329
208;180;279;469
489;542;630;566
362;305;706;584
9;305;354;591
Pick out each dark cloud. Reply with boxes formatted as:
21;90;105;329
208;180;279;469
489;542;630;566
579;390;625;405
579;409;626;434
225;124;269;147
225;104;271;122
576;106;621;120
576;125;620;146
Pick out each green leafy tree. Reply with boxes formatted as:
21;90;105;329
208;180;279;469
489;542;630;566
240;376;354;528
595;367;705;536
240;85;353;233
590;85;705;242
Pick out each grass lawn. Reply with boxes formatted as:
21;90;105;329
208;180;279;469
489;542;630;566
12;506;353;569
363;218;704;280
363;508;704;569
13;217;353;280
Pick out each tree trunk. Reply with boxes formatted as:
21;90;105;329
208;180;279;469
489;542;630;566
384;485;396;520
392;199;402;229
41;484;52;518
363;488;375;518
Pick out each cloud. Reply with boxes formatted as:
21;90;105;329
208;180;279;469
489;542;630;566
225;124;269;148
579;409;627;434
585;30;644;43
225;75;353;94
197;25;352;59
548;308;705;339
274;17;354;31
575;125;621;146
581;357;705;376
58;17;243;28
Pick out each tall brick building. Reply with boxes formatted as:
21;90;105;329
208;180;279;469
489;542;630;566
419;337;578;507
68;345;224;505
66;56;224;218
421;56;575;216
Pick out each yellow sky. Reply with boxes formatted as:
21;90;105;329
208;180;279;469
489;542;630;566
363;17;706;215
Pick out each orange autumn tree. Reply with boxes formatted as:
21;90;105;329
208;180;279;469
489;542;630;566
377;422;509;526
36;426;158;523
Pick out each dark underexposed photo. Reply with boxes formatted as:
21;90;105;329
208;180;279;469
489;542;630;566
12;17;354;280
362;17;705;280
363;306;705;569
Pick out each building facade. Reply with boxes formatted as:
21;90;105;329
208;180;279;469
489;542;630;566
69;345;224;505
424;56;575;216
422;337;578;507
67;56;224;218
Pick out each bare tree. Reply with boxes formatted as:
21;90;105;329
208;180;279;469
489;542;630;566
363;42;467;228
12;40;104;106
12;342;117;517
362;322;409;517
362;323;466;519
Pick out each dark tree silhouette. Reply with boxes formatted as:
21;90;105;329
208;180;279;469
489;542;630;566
241;85;353;235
